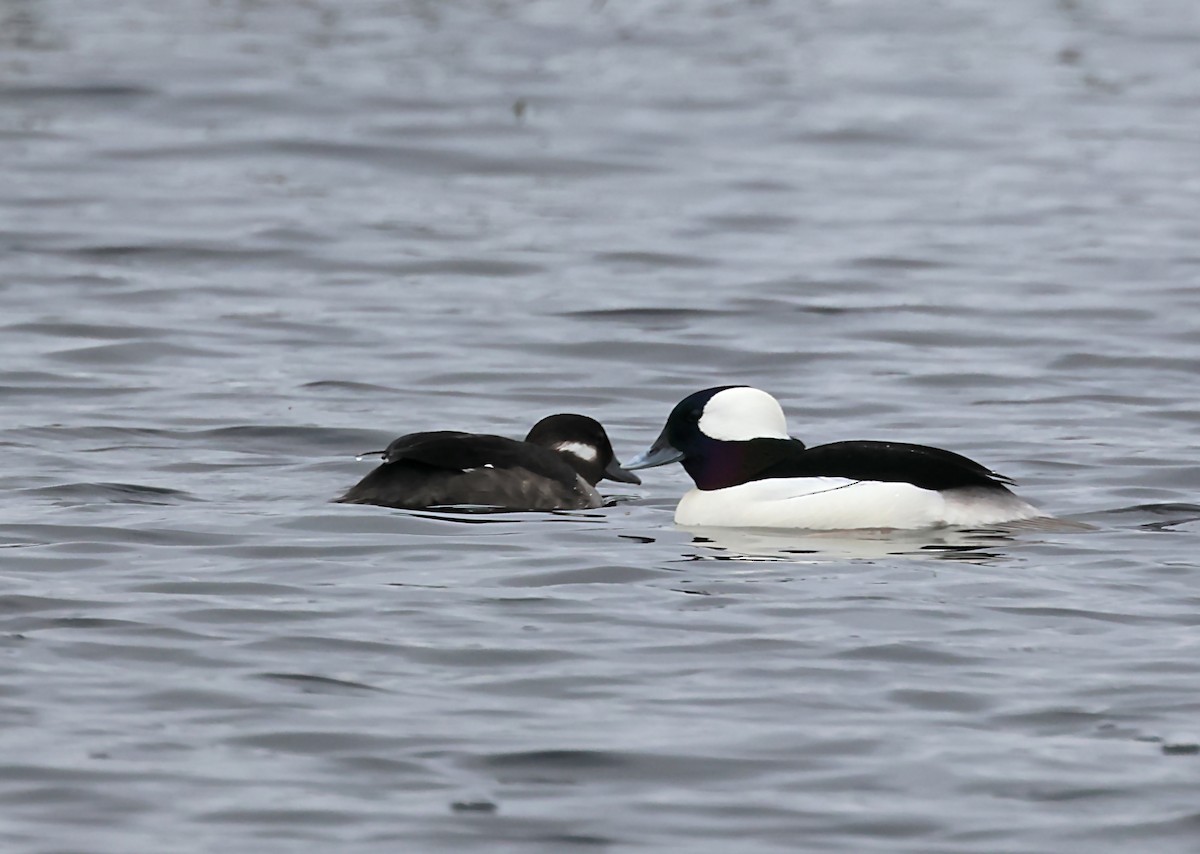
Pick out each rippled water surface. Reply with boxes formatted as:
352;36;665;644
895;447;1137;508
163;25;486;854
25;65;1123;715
3;1;1200;851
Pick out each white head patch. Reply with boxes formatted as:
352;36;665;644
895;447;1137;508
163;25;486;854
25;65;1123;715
555;441;598;462
698;387;790;441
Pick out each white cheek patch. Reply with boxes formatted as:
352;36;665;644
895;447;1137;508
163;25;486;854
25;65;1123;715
555;441;599;462
698;387;790;441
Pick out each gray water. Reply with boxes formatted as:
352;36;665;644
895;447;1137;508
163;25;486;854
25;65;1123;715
3;1;1200;851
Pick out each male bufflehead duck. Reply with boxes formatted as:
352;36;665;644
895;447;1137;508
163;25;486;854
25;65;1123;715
625;386;1044;530
337;413;640;511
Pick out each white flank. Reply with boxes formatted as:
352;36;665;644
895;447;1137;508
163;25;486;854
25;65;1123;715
937;486;1043;527
555;441;598;462
673;477;1043;530
698;387;790;441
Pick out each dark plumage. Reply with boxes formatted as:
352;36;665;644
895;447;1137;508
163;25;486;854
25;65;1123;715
337;414;639;511
680;437;1015;492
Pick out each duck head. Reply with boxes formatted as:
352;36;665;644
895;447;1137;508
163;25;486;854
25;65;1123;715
525;414;641;486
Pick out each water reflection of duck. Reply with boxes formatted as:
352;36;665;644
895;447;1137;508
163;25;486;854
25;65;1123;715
679;525;1021;563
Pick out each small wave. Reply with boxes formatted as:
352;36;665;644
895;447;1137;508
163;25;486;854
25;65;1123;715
1082;503;1200;531
256;673;384;694
20;481;197;505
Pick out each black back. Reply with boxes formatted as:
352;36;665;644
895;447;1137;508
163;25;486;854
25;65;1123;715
678;436;1014;492
377;431;571;481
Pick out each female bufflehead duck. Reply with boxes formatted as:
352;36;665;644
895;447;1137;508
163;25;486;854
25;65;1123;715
625;386;1044;530
337;413;640;511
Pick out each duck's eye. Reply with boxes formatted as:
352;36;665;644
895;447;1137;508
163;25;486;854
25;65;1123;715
688;407;702;420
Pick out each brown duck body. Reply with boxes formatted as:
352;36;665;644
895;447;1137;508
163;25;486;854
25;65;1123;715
337;416;639;511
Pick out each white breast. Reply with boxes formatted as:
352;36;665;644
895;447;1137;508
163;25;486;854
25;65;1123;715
673;477;1042;530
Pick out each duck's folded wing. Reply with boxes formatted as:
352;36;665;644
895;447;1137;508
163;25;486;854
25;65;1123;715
377;432;574;482
763;440;1014;490
380;432;515;470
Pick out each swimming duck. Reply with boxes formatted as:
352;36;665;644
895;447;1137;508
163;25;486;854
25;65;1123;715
337;413;640;510
625;386;1044;530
